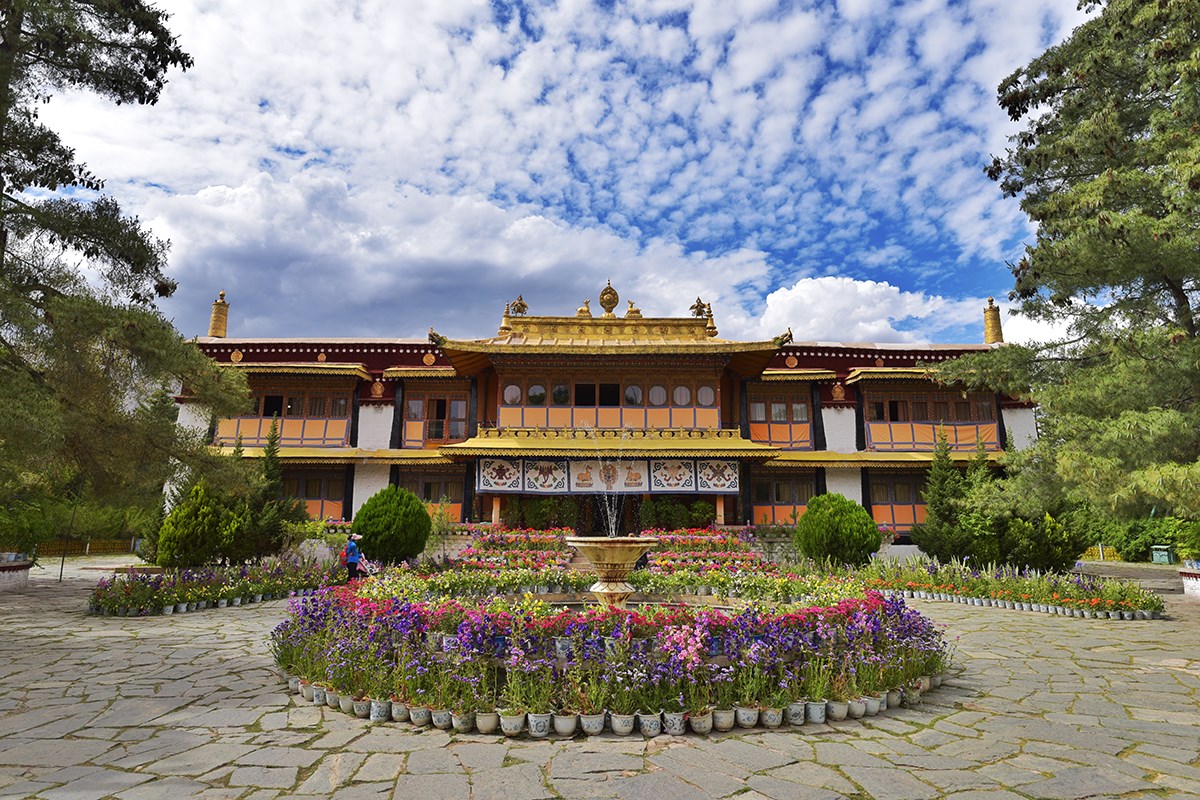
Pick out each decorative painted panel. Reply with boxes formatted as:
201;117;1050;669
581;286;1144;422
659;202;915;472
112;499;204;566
476;458;739;494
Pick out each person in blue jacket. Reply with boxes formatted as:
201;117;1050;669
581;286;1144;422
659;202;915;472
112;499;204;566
346;532;364;580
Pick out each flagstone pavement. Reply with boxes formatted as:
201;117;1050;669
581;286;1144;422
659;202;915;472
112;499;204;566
1;558;1197;800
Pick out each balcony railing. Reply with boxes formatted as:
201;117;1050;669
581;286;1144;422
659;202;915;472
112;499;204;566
215;417;349;447
865;422;999;452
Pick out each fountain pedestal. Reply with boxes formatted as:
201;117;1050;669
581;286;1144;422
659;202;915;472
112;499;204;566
565;536;658;609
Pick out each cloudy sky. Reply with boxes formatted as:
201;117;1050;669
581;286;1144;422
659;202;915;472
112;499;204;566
50;0;1089;344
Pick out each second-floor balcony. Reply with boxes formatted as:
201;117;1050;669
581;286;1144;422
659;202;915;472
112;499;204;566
865;421;1000;452
214;417;350;447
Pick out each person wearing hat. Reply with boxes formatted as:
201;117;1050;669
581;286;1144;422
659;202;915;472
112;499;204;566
345;532;364;580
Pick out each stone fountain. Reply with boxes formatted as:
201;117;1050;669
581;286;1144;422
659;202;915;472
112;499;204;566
564;536;658;609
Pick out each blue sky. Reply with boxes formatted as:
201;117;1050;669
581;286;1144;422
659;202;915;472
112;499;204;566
49;0;1087;344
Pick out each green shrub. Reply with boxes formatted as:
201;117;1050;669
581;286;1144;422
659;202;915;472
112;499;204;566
352;485;431;564
792;493;880;565
688;500;715;528
1004;513;1090;573
157;481;223;568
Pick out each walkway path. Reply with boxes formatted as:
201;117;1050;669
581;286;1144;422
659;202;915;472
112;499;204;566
1;558;1197;800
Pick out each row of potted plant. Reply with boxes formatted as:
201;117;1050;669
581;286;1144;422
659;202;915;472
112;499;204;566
88;561;342;616
852;558;1166;617
271;587;950;737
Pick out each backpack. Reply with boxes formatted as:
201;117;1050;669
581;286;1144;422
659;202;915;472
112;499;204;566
339;546;348;566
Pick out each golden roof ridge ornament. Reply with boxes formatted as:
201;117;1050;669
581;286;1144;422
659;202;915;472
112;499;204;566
511;295;528;315
690;297;706;317
625;299;642;319
428;327;447;347
773;327;793;347
576;299;592;317
208;290;229;338
498;303;513;335
599;280;619;317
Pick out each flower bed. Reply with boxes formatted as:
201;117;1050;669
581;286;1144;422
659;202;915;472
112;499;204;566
271;577;951;737
644;527;776;573
88;561;341;616
854;558;1165;618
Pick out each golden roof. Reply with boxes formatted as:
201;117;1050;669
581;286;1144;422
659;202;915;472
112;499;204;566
761;450;1002;469
433;283;790;376
382;366;461;379
439;428;780;460
218;446;454;466
758;369;838;382
844;367;938;384
221;362;372;381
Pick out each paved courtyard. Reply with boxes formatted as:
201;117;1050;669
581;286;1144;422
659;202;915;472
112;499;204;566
1;559;1197;800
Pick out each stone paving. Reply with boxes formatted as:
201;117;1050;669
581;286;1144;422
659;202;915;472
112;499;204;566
1;558;1198;800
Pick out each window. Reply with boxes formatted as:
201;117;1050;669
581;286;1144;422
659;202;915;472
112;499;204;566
649;385;668;407
402;476;464;503
331;397;349;417
696;386;716;407
307;396;326;417
770;402;788;422
261;395;283;417
749;402;766;422
406;398;423;419
868;401;885;422
932;401;950;421
449;400;467;438
503;384;521;405
870;474;928;505
552;384;570;405
624;385;643;406
285;396;303;416
527;384;546;405
753;478;816;505
955;401;971;419
598;383;621;407
753;481;770;504
407;394;468;440
911;401;928;421
304;478;323;499
889;400;908;421
870;483;890;505
772;482;793;504
327;479;344;501
977;402;995;421
574;383;596;406
792;402;808;422
672;385;691;406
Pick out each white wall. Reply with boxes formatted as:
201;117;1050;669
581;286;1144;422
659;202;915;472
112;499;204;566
825;468;863;504
176;401;210;435
352;464;392;518
1002;407;1038;450
821;407;858;454
357;405;395;449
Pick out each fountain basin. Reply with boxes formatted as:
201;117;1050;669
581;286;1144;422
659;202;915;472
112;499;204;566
565;536;658;609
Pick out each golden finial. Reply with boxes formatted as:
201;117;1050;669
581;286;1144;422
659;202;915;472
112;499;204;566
690;297;706;317
599;280;619;317
208;291;229;338
984;297;1004;344
511;295;528;315
625;300;642;319
499;303;512;334
576;299;592;317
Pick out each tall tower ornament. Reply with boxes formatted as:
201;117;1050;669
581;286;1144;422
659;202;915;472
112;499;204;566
598;280;619;317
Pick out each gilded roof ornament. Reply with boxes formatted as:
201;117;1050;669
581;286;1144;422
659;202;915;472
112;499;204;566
625;300;642;319
772;327;793;347
511;295;528;315
690;297;707;317
598;280;619;317
576;299;592;318
428;327;447;347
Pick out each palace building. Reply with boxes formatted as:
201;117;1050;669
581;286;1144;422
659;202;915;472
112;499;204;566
185;284;1034;533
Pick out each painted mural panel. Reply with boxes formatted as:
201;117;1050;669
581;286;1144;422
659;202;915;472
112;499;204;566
478;458;522;491
523;460;569;492
650;459;696;492
696;460;739;492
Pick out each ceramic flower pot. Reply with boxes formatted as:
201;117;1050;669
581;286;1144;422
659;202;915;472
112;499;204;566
636;711;662;737
863;696;881;716
825;700;849;722
527;712;552;738
287;676;301;694
579;713;605;736
430;708;453;729
499;713;525;737
712;708;736;732
475;711;500;734
390;701;410;723
886;690;902;709
353;699;371;719
325;689;340;709
552;713;578;737
760;708;784;728
299;681;314;701
688;711;713;734
609;712;636;736
662;711;686;735
409;705;432;726
451;711;475;733
848;698;867;719
805;700;826;724
785;702;806;726
734;706;759;728
370;699;391;722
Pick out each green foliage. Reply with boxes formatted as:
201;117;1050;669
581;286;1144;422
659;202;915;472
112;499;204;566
688;500;715;528
910;431;970;562
520;496;579;530
157;481;222;568
792;493;880;566
352;485;431;564
1101;516;1199;562
945;0;1200;524
639;497;692;530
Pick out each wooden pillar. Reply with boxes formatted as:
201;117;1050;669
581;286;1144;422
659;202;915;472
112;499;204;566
715;495;726;526
491;495;502;525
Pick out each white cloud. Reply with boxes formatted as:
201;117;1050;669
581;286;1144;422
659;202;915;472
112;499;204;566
37;0;1092;343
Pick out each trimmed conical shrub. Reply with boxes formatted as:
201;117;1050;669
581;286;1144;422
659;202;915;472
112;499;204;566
792;493;880;566
351;485;431;564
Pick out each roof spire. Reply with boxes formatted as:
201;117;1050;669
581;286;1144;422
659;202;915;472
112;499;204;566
208;291;229;338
